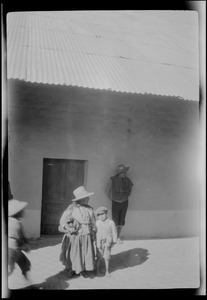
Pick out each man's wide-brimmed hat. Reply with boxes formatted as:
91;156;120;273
72;186;94;202
116;164;130;174
8;199;28;217
95;206;108;216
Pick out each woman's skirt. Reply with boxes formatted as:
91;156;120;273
70;234;96;274
59;234;72;269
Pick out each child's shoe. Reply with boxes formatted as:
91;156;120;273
117;238;123;244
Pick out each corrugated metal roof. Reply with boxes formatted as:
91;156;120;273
7;11;199;100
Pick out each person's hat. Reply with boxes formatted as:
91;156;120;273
116;164;130;174
95;206;108;216
8;199;28;217
72;186;94;202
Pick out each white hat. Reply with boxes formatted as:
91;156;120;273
8;199;28;217
72;186;94;202
116;164;130;174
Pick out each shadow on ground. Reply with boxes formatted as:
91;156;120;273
29;235;63;250
110;248;149;272
15;248;149;289
18;270;97;289
18;271;70;290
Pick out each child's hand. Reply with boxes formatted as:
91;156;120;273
98;247;104;256
104;240;113;247
21;243;30;252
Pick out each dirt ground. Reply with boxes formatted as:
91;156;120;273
5;235;202;293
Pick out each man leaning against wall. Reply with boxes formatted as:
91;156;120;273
106;164;133;244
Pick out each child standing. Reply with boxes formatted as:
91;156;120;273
95;207;117;277
8;200;31;280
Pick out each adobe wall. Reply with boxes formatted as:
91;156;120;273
8;80;200;238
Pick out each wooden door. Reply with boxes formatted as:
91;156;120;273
41;158;85;235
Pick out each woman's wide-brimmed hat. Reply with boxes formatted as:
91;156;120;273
72;186;94;202
8;199;28;217
116;164;130;174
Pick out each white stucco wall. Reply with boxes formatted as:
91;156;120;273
8;80;200;238
21;209;199;239
22;209;41;238
121;209;200;239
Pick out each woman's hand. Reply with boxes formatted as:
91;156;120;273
58;225;67;233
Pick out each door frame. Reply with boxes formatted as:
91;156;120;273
40;157;88;235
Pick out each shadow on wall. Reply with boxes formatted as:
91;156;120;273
110;248;149;273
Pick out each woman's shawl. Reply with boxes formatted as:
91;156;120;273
59;203;96;235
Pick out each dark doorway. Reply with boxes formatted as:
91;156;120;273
41;158;86;235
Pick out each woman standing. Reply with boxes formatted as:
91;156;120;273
59;186;96;277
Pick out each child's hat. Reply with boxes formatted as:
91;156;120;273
95;206;108;216
8;199;28;217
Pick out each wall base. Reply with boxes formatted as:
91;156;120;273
22;209;200;239
119;209;200;239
